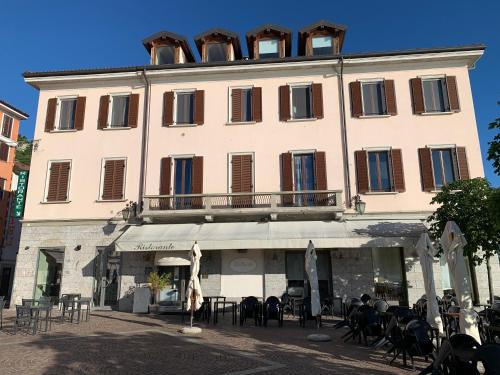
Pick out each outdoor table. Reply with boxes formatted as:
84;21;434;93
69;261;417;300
205;296;226;317
181;300;211;324
214;301;237;325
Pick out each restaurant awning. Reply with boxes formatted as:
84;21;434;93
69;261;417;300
115;219;426;252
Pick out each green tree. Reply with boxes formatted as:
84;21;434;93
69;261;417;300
487;114;500;175
146;271;171;305
427;178;500;302
15;134;33;165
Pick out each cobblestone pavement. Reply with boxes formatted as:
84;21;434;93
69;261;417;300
0;309;428;374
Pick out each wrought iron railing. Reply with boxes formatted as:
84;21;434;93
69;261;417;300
143;190;343;213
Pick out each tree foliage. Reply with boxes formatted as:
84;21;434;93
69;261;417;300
487;117;500;176
15;134;33;165
427;178;500;265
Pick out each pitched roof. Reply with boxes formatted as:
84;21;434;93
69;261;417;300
246;24;292;59
193;28;242;60
0;100;29;119
142;31;195;62
298;20;348;55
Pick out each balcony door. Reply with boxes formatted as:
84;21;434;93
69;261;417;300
293;153;315;206
174;158;193;208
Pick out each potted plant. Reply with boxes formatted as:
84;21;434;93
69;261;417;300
147;271;171;313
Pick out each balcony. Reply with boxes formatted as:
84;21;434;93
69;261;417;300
142;190;344;223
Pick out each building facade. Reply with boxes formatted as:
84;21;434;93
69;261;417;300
0;100;28;304
11;21;498;311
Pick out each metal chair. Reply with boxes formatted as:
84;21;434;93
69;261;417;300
263;296;283;327
240;296;262;326
14;305;38;335
0;299;5;329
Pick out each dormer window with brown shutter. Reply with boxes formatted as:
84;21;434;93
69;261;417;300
229;86;262;124
350;79;397;117
44;160;71;202
298;20;347;56
246;25;291;60
194;28;242;63
142;31;195;65
411;75;460;114
100;158;126;201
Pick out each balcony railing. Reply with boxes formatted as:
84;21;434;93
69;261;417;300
142;190;343;220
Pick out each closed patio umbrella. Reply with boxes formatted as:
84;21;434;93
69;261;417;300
440;221;480;342
186;242;203;329
415;232;444;335
305;240;321;318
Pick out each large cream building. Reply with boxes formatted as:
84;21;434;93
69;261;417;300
10;21;496;310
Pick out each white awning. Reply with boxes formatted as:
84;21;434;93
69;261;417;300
154;251;190;266
115;220;426;252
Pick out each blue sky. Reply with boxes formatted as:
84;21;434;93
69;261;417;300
1;0;498;185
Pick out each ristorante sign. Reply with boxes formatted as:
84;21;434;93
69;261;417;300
14;170;29;218
132;243;176;251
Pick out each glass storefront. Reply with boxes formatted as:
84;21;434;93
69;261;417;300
372;247;407;305
93;248;120;308
34;249;64;301
285;251;331;299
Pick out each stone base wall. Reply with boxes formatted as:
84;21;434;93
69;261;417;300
264;250;286;299
200;250;221;297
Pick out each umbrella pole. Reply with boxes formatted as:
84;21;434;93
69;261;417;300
190;292;194;328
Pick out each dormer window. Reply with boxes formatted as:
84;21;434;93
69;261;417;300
312;36;333;56
258;39;279;59
156;45;175;65
206;42;227;62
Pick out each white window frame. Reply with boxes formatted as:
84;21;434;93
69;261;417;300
107;93;131;129
170;154;195;195
288;82;314;120
311;35;333;54
173;89;196;126
155;44;176;65
426;144;458;189
227;86;254;124
54;95;78;132
206;41;227;62
363;146;394;193
359;79;387;117
258;38;280;58
43;159;72;203
289;149;317;191
419;75;451;114
98;157;127;201
227;152;255;194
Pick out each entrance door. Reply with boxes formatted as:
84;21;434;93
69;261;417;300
34;249;65;302
157;266;190;304
93;248;120;308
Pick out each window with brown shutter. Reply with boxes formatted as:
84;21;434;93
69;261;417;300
231;88;242;123
355;150;369;194
191;156;204;207
231;154;253;207
279;85;290;121
1;114;13;138
390;149;405;192
280;152;293;205
163;92;174;126
128;93;139;128
446;76;460;112
312;83;324;119
74;97;86;131
252;87;262;122
410;78;425;114
159;157;171;209
314;151;328;205
0;143;9;162
98;95;109;129
350;82;362;117
46;161;71;202
45;98;57;132
384;80;397;115
101;159;126;200
194;90;204;125
418;148;435;191
455;147;469;180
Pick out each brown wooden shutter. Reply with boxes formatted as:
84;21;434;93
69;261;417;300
231;154;253;207
0;143;9;162
279;85;290;121
46;162;70;202
128;94;139;128
191;156;204;207
98;95;110;129
312;83;324;119
418;148;435;191
102;160;125;200
231;88;242;123
159;157;171;195
355;150;369;194
252;87;262;122
446;76;460;112
314;151;327;190
350;82;362;117
455;147;470;180
162;92;174;126
281;152;293;205
194;90;204;125
74;97;86;131
45;98;57;132
384;80;397;116
390;149;405;192
411;78;425;114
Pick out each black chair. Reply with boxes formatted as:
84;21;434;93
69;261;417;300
360;293;372;305
60;297;80;323
281;293;294;316
402;319;435;369
335;297;361;329
263;296;283;327
436;334;481;375
473;343;500;374
444;305;461;338
240;296;261;326
14;305;38;335
358;305;383;345
299;296;322;328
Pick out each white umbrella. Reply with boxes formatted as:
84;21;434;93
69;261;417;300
186;242;203;327
440;221;480;342
415;232;444;335
305;240;321;317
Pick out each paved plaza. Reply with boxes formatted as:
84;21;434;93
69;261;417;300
0;310;429;374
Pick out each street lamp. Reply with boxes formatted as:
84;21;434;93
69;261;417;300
122;201;137;221
353;195;366;215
